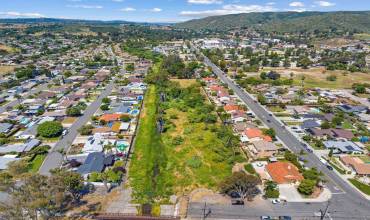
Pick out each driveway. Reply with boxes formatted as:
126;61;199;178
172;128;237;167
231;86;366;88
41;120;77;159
279;184;302;201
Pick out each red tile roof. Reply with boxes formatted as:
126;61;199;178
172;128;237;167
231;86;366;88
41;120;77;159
266;162;303;184
245;128;272;142
99;114;122;122
224;104;240;112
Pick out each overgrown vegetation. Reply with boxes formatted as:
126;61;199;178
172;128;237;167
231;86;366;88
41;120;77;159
129;52;246;204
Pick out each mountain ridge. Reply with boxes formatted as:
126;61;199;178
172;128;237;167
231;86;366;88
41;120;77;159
175;11;370;33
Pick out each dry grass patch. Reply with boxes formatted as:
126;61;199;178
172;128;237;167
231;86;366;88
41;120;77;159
170;79;197;88
0;65;16;75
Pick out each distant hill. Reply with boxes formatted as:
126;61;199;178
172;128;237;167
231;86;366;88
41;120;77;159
175;11;370;33
0;18;171;26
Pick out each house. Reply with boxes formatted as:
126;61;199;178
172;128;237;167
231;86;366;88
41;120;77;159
77;152;105;177
250;140;279;158
245;128;272;142
38;91;56;100
340;156;370;176
99;114;122;122
307;128;354;140
300;120;320;130
82;134;104;153
323;140;363;154
0;123;13;134
231;110;247;123
337;105;368;114
266;161;304;184
224;104;240;112
0;155;20;170
0;139;40;154
120;122;130;131
358;113;370;122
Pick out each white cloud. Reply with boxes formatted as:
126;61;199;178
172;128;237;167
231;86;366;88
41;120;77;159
0;11;45;18
266;2;276;5
315;1;335;7
188;0;223;5
120;7;136;12
180;4;277;17
149;8;162;12
67;5;103;9
287;8;307;12
112;0;124;2
289;1;304;7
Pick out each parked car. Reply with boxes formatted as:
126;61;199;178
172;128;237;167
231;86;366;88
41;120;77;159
62;129;68;136
272;199;281;204
326;165;334;170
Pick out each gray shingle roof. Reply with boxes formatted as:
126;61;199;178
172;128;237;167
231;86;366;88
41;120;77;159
77;152;105;175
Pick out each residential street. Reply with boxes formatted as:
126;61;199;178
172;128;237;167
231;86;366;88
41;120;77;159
39;80;115;176
191;53;370;219
0;82;50;114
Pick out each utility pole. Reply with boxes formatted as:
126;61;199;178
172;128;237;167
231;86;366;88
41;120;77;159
201;202;211;220
320;201;330;220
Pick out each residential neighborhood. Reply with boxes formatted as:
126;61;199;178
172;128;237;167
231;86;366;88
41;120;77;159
0;3;370;220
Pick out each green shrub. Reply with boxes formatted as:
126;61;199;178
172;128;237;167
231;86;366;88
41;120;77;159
186;156;202;168
172;136;184;145
37;121;63;138
298;179;316;195
244;163;256;175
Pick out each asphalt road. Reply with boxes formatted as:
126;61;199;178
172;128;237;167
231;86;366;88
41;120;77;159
39;80;115;176
191;53;370;219
0;82;50;114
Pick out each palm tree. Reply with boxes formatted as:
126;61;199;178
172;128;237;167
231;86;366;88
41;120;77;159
300;75;306;88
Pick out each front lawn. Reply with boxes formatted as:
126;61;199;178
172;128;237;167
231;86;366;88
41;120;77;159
349;178;370;195
28;154;47;173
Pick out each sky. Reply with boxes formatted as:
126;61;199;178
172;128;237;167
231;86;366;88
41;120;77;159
0;0;369;23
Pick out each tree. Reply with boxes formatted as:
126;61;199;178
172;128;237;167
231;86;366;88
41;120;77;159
37;121;63;138
78;125;93;135
66;106;81;116
100;104;109;111
257;93;267;105
300;75;306;87
50;169;84;204
263;128;276;138
302;168;321;183
125;63;135;72
297;56;312;69
0;169;85;219
64;71;72;78
321;121;331;129
102;97;111;104
354;84;366;94
298;179;316;195
264;181;279;198
120;114;131;122
220;171;261;201
328;149;333;158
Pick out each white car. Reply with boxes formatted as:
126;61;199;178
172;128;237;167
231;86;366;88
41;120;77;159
272;199;281;204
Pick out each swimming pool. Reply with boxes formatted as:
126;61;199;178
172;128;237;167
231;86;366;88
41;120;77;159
130;109;140;116
116;140;129;152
